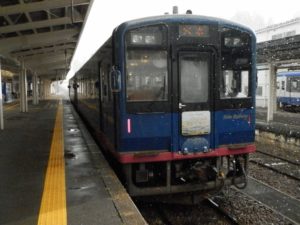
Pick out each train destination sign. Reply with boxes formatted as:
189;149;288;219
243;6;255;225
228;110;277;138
179;25;209;37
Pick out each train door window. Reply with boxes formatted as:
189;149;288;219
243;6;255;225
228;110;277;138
81;79;84;95
80;79;82;95
79;79;82;95
220;70;249;98
85;79;88;97
276;81;280;89
292;80;297;89
126;50;168;102
107;64;112;102
89;79;93;97
101;64;109;101
81;79;84;96
281;81;285;90
180;54;209;103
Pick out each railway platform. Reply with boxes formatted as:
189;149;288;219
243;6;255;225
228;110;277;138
0;98;146;225
256;107;300;136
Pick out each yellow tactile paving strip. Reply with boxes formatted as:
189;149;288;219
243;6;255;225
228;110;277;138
37;101;67;225
3;102;18;111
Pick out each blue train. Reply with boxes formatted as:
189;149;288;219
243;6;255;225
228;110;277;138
70;14;256;197
277;71;300;110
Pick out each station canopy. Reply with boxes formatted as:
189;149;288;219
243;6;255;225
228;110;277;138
0;0;90;80
257;34;300;69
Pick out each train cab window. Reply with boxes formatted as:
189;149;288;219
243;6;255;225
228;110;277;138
125;25;168;103
221;70;249;98
126;50;168;102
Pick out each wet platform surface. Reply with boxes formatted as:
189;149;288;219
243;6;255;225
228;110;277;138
0;99;146;225
0;100;57;225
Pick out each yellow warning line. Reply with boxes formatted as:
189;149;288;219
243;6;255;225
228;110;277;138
38;100;67;225
4;102;18;111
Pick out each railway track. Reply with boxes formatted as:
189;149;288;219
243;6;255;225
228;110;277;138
136;198;240;225
250;151;300;182
206;198;241;225
240;177;300;224
152;203;174;225
256;150;300;166
136;184;298;225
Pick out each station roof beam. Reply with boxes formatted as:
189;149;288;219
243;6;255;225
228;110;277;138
0;0;90;80
257;34;300;64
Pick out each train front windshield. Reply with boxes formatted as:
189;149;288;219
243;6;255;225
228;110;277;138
219;27;253;107
126;50;168;102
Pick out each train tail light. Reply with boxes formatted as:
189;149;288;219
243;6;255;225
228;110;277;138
127;119;131;134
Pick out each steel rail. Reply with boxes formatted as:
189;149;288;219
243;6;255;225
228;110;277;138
206;198;240;225
250;159;300;182
256;150;300;167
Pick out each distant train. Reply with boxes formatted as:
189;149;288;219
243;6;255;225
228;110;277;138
277;71;300;110
69;14;256;197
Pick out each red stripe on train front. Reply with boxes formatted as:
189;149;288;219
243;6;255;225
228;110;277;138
117;144;256;164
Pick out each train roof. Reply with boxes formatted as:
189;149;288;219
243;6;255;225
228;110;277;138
277;71;300;77
114;14;255;36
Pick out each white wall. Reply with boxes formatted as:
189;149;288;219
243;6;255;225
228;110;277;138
256;70;269;107
256;18;300;43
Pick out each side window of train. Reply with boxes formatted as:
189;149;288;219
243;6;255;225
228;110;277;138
101;63;112;102
291;78;300;92
100;64;108;101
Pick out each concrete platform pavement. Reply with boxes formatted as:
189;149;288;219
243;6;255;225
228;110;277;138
0;99;146;225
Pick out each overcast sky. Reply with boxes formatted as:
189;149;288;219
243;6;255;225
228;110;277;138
66;0;300;79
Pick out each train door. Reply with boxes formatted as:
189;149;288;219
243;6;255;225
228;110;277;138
288;77;292;103
174;50;214;153
99;61;104;130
